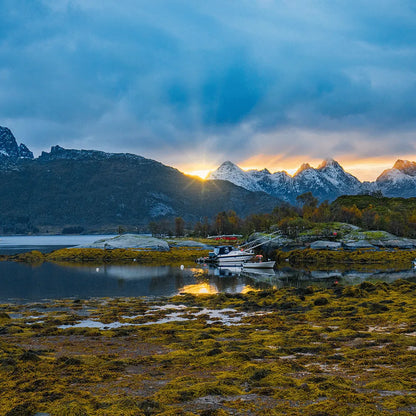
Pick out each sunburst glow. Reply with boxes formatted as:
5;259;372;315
184;170;211;180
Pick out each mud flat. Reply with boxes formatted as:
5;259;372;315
1;280;416;415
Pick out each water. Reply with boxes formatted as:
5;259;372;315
0;261;415;302
0;234;115;254
0;235;415;302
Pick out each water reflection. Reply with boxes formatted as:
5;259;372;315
180;283;218;295
0;261;415;302
0;235;115;255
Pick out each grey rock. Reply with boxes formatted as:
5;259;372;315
167;239;212;249
376;239;416;249
343;241;376;250
310;241;342;250
79;234;170;251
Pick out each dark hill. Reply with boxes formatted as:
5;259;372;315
0;149;280;234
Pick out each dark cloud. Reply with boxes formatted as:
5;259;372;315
1;0;416;165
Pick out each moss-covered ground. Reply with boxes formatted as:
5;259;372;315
2;245;416;273
1;280;416;415
0;247;210;266
274;248;416;269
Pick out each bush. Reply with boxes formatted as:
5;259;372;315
62;226;84;234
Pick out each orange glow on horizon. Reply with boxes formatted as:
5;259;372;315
178;154;416;182
184;169;210;179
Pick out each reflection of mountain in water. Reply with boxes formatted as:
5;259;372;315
0;262;196;301
0;262;415;302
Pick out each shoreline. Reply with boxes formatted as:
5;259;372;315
2;246;416;270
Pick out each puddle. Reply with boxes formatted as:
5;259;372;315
58;308;269;329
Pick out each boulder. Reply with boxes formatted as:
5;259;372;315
343;241;376;250
167;239;212;249
79;234;170;251
310;241;342;250
374;239;416;249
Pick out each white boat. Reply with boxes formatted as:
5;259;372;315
209;246;254;265
243;261;275;269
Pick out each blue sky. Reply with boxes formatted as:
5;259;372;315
1;0;416;179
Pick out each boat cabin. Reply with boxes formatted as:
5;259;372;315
209;245;235;258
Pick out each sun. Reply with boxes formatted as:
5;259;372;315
184;169;211;180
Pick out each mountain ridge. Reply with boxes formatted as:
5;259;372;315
0;127;281;234
207;158;416;202
1;125;416;217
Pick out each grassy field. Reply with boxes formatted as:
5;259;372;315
0;280;416;415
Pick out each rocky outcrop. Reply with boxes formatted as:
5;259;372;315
79;234;170;251
38;145;145;162
310;241;342;250
343;241;376;250
0;126;33;163
166;240;212;249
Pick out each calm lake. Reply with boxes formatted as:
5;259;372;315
0;235;415;302
0;234;115;255
0;261;415;302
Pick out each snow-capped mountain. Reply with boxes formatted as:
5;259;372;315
293;159;362;200
0;126;33;163
208;159;364;203
376;160;416;197
208;161;264;192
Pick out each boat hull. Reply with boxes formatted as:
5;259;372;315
243;261;275;269
216;253;253;265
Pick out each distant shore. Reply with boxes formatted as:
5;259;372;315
1;246;416;270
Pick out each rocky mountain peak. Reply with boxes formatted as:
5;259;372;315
294;163;312;176
208;160;244;179
392;159;416;176
0;126;33;161
259;168;271;175
219;160;241;170
317;158;341;170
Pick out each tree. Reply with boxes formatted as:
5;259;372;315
149;221;161;237
296;192;318;209
310;201;331;222
175;217;185;237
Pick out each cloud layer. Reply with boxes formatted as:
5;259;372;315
1;0;416;172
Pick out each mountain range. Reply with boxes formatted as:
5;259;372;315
1;125;416;233
208;158;416;203
0;126;280;233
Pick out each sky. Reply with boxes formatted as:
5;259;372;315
1;0;416;181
